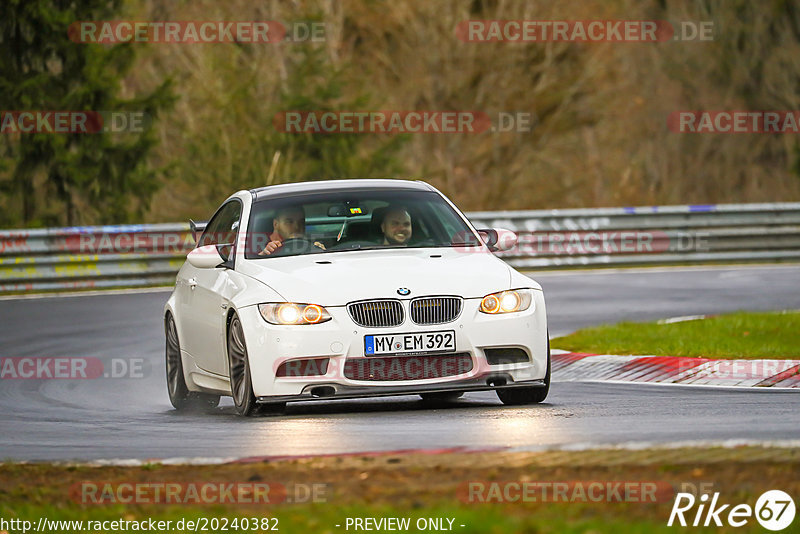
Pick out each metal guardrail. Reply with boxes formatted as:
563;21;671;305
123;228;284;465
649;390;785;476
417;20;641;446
0;224;192;293
467;202;800;269
1;203;799;293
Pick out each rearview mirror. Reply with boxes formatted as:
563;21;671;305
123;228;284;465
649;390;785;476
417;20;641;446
478;228;518;252
327;204;368;217
187;244;225;269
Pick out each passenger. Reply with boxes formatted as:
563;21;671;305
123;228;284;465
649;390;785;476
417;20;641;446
380;206;413;246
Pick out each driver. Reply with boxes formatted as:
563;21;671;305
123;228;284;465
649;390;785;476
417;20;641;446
259;206;325;255
380;206;413;246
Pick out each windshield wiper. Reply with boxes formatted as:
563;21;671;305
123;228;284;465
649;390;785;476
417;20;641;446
325;244;386;252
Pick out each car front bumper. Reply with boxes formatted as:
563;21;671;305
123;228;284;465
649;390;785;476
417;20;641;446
239;290;548;400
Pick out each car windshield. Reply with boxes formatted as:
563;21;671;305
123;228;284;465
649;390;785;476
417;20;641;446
244;188;482;259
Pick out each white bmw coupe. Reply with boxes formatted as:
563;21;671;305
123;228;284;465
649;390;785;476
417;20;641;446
164;179;549;416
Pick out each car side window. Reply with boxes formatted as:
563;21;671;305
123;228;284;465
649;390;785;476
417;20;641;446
199;201;241;248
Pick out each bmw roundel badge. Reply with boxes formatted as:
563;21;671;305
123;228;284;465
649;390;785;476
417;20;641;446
397;287;411;296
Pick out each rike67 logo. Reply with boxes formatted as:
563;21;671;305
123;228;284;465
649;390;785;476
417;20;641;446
668;490;795;531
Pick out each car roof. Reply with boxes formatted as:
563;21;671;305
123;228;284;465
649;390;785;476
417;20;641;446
250;179;434;201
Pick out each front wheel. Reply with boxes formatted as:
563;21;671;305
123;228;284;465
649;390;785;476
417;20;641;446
165;314;220;411
496;338;550;406
228;314;272;416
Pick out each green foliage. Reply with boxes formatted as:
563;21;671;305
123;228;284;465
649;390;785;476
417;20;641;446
174;40;410;214
271;45;410;182
553;311;800;359
645;0;800;198
0;0;174;226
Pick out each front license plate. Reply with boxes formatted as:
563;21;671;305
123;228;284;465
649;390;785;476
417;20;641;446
364;330;455;356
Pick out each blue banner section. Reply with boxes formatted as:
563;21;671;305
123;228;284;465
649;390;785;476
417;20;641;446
688;204;715;212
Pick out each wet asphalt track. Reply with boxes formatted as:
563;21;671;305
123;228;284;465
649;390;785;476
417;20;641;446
0;265;798;461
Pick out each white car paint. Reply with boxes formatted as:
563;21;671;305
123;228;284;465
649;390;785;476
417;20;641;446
164;179;549;411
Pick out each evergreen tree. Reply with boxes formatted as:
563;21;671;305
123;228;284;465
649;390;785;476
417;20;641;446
0;0;173;227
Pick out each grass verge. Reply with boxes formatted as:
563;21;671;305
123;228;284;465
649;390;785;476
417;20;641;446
1;447;798;533
552;311;800;359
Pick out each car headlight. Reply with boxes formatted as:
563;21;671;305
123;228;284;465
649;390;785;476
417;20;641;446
258;303;332;325
480;289;533;314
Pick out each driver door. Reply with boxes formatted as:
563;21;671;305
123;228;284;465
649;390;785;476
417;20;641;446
177;200;241;376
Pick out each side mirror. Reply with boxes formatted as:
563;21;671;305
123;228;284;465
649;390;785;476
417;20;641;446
189;219;207;244
478;228;518;252
187;244;225;269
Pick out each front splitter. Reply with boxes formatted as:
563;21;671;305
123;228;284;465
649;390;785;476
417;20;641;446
256;374;547;403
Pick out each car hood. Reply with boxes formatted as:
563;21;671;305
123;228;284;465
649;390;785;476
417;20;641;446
238;247;523;306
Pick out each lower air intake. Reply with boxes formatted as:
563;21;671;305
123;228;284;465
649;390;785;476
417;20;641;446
344;353;473;381
484;348;529;365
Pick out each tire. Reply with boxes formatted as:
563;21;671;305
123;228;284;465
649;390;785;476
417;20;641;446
496;338;550;406
420;391;464;402
227;313;269;416
165;314;220;411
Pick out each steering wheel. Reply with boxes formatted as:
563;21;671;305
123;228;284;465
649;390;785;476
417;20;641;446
274;237;322;255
